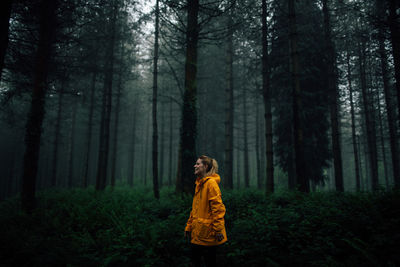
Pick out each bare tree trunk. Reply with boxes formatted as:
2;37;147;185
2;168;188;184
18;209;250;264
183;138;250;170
96;1;117;191
83;69;97;188
224;1;234;189
236;147;241;188
110;57;123;188
67;98;78;188
127;104;137;187
377;91;390;189
262;0;274;193
144;112;151;186
0;0;12;80
243;86;250;188
358;37;379;190
377;0;400;188
177;0;199;194
322;0;343;192
151;0;160;198
21;0;58;213
255;99;261;189
159;102;166;186
387;0;400;132
347;53;361;191
288;0;308;192
51;79;66;187
168;100;173;186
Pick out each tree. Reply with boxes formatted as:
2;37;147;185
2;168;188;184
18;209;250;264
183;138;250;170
357;26;379;190
377;0;400;188
177;0;200;194
288;0;308;192
387;0;400;130
21;0;58;212
262;0;274;193
322;0;344;192
96;0;118;191
0;0;12;80
152;0;160;199
224;0;234;189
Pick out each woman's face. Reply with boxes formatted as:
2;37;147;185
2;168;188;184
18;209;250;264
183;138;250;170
194;158;207;177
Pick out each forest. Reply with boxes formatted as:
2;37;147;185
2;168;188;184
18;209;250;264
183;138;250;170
0;0;400;266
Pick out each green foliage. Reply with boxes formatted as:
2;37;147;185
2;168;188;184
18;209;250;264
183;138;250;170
0;187;399;266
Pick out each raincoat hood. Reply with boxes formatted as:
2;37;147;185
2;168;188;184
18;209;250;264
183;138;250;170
196;173;221;186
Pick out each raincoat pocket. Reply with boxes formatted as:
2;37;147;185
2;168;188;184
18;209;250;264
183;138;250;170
196;218;214;241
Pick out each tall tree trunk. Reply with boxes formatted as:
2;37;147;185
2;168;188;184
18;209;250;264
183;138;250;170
288;0;308;192
356;135;364;190
236;147;241;188
152;0;160;199
67;98;78;188
177;0;199;194
378;0;400;188
387;0;400;130
377;91;390;189
347;53;361;191
21;0;58;213
243;86;250;188
51;79;66;187
255;99;261;189
110;57;123;188
96;1;117;191
358;38;379;190
159;102;166;186
322;0;344;192
144;112;151;186
127;104;137;187
168;100;173;186
83;69;97;188
262;0;274;193
0;0;12;80
224;1;234;189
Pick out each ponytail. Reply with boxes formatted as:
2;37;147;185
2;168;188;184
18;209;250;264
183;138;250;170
199;155;218;176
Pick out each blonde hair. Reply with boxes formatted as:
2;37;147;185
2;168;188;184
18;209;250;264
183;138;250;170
199;155;218;176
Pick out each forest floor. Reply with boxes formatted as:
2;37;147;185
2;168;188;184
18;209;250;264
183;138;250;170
0;187;399;266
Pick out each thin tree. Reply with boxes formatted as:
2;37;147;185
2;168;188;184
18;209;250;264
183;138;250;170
0;0;12;80
255;98;262;189
152;0;160;199
51;79;66;187
322;0;343;191
110;47;123;188
243;83;250;188
21;0;58;212
376;91;389;188
95;1;117;191
358;35;379;190
377;0;400;188
387;0;400;131
67;96;78;188
262;0;274;193
224;0;234;189
127;103;138;186
83;65;98;188
347;52;361;191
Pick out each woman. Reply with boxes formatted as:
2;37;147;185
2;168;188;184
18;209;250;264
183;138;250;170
184;155;227;267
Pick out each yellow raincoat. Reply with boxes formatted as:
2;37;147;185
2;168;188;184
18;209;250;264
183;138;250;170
185;174;227;246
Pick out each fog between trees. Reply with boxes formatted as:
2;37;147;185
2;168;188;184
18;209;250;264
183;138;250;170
0;0;399;210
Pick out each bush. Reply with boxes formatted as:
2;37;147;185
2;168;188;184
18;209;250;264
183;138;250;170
0;187;399;266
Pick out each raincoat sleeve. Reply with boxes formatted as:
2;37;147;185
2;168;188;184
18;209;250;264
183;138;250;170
185;210;194;232
208;181;226;233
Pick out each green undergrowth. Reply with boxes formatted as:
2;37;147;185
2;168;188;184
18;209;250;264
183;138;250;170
0;187;399;266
